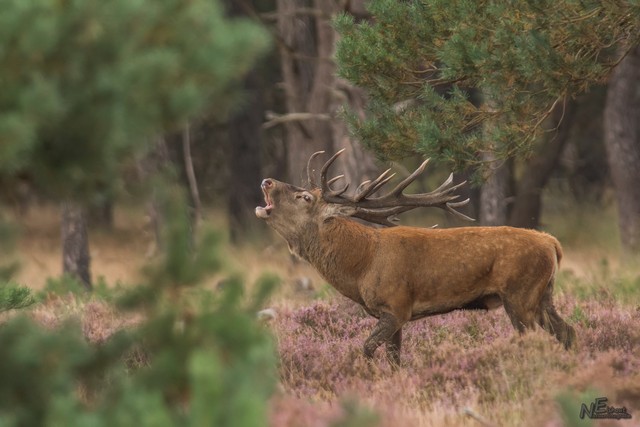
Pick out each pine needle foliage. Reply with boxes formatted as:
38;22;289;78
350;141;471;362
334;0;640;170
0;0;270;199
0;282;35;313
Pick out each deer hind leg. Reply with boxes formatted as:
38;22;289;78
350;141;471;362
502;272;553;334
364;312;402;365
385;328;402;366
503;298;536;333
536;281;576;349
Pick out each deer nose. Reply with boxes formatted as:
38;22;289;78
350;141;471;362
262;179;273;189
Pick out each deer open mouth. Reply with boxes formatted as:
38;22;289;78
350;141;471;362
255;181;274;219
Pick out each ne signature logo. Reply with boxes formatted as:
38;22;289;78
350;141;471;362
580;397;632;420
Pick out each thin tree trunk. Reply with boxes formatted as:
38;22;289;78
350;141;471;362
61;201;91;290
182;122;202;231
136;136;171;255
604;44;640;254
509;98;576;229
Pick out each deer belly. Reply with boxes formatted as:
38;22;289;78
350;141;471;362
410;294;502;320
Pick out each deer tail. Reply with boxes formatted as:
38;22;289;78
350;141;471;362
552;236;563;269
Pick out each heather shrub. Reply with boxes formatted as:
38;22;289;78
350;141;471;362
271;292;640;427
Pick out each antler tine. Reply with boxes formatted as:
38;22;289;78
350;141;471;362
325;174;350;197
306;150;326;188
320;148;347;194
356;180;371;195
367;172;396;196
431;172;454;194
386;159;430;196
354;168;394;201
425;179;468;199
327;182;350;197
327;174;345;186
445;199;476;222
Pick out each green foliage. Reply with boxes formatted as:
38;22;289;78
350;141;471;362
334;0;640;169
0;282;35;313
0;193;278;426
555;389;600;427
0;219;22;309
557;265;640;307
0;0;270;198
38;274;117;302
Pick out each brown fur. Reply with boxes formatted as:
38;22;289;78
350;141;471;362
256;180;576;364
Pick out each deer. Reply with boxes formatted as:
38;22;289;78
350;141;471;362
255;149;576;365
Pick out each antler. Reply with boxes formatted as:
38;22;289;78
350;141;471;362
314;149;475;227
306;150;325;188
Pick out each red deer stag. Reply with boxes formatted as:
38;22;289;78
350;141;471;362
256;150;576;364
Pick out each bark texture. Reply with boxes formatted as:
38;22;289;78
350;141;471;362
61;201;91;290
276;0;378;187
604;45;640;254
136;137;172;254
479;153;512;226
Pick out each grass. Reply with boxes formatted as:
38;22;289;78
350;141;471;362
4;201;640;427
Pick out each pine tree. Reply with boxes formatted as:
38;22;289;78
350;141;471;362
334;0;640;171
0;0;269;195
0;0;270;283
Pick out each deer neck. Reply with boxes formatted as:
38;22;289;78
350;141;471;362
301;217;375;303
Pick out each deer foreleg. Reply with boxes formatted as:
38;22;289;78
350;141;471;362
363;312;401;363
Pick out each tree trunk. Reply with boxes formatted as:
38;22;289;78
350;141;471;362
509;98;576;229
332;78;379;189
136;136;172;255
61;201;91;290
182;122;202;232
604;45;640;254
276;0;379;186
277;0;330;185
479;153;513;226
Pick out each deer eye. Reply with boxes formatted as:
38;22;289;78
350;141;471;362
303;194;311;202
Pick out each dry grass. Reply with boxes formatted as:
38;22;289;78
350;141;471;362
6;203;640;427
13;204;150;289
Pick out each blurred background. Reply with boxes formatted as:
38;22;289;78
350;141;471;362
1;0;637;291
